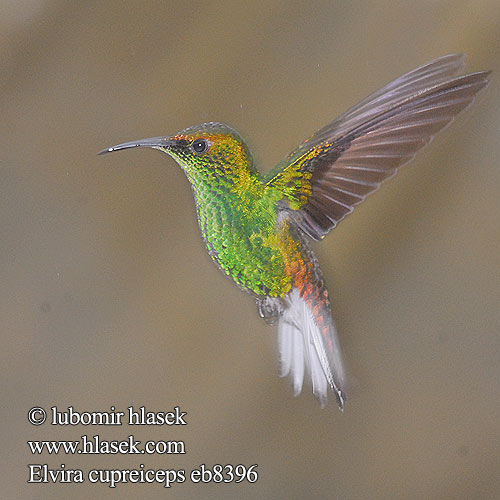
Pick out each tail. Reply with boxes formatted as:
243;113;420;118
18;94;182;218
278;286;346;409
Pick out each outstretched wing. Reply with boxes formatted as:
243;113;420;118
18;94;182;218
266;54;489;240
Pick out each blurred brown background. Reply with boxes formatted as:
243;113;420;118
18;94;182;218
2;1;499;499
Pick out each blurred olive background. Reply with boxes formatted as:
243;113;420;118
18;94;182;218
2;1;499;499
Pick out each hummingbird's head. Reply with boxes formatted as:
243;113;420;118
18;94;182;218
99;122;255;178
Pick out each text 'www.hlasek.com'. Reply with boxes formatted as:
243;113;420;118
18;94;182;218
27;406;258;488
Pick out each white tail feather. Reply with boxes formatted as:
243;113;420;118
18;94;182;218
278;289;346;408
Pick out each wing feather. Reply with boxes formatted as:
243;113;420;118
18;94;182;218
267;55;489;240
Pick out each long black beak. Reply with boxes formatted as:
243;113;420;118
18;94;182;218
98;136;175;155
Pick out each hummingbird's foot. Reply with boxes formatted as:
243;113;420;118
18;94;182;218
256;297;285;326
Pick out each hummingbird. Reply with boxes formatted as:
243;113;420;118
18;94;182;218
99;55;488;410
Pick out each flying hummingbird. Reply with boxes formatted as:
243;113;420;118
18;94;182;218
99;55;488;410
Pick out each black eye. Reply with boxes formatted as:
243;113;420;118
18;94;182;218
192;139;208;154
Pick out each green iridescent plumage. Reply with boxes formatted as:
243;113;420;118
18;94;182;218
100;55;488;409
167;124;298;298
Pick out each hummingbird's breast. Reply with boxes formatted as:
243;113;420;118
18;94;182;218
191;181;309;299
